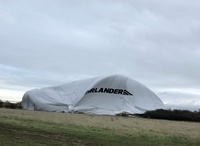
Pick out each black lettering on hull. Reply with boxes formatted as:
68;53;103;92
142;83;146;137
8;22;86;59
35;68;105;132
85;88;133;96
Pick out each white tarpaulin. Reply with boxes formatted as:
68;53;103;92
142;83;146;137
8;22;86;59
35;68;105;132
22;75;165;115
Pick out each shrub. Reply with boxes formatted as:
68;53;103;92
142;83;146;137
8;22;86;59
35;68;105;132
16;102;22;109
10;103;17;109
3;101;12;108
0;99;3;108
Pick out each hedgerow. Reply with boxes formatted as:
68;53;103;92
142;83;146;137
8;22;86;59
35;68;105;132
141;109;200;122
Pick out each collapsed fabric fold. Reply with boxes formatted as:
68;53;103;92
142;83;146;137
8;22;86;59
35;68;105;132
22;75;165;115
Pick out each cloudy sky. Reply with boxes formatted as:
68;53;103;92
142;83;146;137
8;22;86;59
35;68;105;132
0;0;200;111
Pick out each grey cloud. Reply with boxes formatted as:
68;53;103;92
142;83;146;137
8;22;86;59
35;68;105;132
0;0;200;107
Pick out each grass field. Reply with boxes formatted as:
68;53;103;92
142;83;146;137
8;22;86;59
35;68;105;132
0;108;200;146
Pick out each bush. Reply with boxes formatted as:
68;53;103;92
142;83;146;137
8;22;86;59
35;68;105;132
10;103;17;109
3;101;12;108
0;99;3;108
16;102;22;109
142;109;200;122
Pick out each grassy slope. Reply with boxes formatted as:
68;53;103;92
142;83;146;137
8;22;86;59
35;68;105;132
0;109;200;146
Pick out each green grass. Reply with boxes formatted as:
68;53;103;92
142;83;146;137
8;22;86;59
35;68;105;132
0;115;200;146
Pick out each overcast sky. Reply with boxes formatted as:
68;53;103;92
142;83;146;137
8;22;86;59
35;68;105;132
0;0;200;110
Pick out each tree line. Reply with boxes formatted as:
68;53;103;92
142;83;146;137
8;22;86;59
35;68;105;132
0;100;22;109
138;109;200;122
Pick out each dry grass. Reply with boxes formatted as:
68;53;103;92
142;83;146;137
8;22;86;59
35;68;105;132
1;108;200;141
